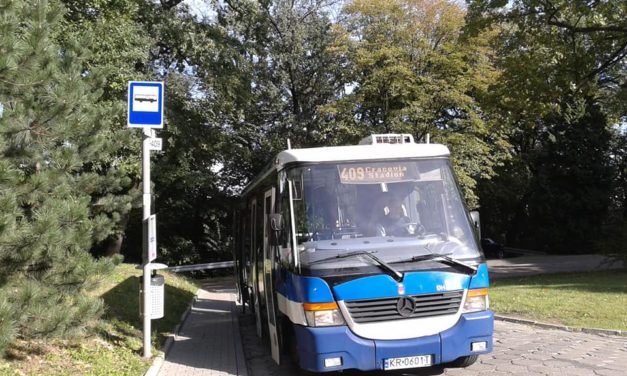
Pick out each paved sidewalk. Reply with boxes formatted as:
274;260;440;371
158;278;247;376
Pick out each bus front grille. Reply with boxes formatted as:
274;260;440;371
344;290;464;323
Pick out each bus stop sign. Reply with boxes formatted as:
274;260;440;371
128;81;164;128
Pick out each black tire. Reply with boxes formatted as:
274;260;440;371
448;355;479;368
285;323;299;366
284;324;317;375
248;287;255;314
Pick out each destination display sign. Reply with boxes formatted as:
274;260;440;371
338;162;420;184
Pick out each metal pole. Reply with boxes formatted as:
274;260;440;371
142;128;153;358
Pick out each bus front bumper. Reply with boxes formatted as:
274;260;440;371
293;310;494;372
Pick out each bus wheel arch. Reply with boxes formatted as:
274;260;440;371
280;319;299;364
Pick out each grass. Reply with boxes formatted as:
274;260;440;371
0;263;199;376
490;269;627;331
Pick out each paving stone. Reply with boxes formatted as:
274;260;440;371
495;364;530;373
511;358;542;366
159;279;246;376
240;306;627;376
158;278;627;376
594;369;627;376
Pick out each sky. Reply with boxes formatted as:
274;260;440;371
184;0;214;20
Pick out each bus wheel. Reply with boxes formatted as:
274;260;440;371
448;355;478;368
281;322;297;364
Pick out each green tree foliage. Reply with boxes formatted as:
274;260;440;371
321;0;508;206
136;4;236;266
57;0;226;262
60;0;152;97
121;0;358;267
56;0;155;257
467;0;627;252
0;0;132;353
601;130;627;259
214;0;346;172
149;74;233;266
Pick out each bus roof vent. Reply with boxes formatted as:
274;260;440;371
358;134;415;145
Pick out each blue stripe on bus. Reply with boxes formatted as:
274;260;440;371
469;263;489;289
277;273;334;303
332;271;471;301
277;263;489;303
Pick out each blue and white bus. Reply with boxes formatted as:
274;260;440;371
232;134;493;373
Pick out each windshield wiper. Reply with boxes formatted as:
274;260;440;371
309;251;404;281
392;253;477;275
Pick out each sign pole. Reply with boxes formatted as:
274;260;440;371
127;81;164;359
142;127;153;358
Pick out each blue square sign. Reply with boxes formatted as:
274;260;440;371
128;81;164;128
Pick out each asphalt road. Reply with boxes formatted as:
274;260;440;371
487;254;625;279
240;316;627;376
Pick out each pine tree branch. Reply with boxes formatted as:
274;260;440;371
0;78;45;87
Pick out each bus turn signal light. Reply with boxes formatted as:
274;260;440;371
463;288;489;313
467;288;488;297
303;302;338;311
303;302;345;327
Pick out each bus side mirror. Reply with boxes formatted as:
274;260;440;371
269;214;283;246
470;211;481;238
269;214;283;231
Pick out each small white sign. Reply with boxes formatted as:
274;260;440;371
145;137;163;151
133;86;160;112
148;214;157;262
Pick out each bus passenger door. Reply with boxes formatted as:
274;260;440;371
250;199;263;338
263;188;280;364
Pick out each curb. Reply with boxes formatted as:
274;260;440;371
143;292;198;376
231;300;249;376
144;353;165;376
495;315;626;337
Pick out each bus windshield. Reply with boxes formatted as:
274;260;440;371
288;159;481;270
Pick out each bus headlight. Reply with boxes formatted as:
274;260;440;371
303;302;345;327
463;288;489;313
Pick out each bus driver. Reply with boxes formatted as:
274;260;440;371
374;197;415;237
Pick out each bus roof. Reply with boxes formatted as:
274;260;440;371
276;143;450;165
240;142;450;197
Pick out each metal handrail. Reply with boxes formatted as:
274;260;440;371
167;260;234;273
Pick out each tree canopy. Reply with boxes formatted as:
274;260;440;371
321;0;508;206
467;0;627;252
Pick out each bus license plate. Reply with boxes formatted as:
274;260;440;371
384;354;432;370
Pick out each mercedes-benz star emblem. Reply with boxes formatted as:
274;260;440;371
396;297;416;318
